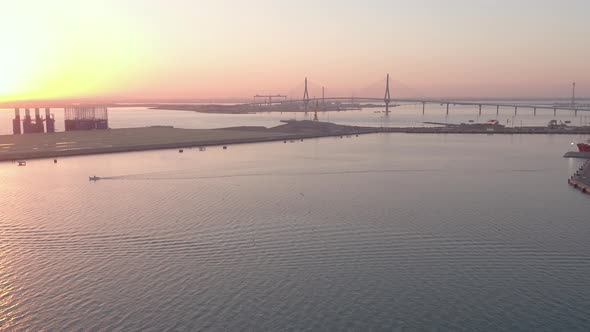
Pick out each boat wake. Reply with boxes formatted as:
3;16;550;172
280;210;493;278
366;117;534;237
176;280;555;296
100;168;437;181
95;167;547;182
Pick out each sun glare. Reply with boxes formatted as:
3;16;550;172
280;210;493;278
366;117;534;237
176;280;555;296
0;21;41;101
0;1;148;102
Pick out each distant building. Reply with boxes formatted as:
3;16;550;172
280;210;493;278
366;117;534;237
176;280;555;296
64;106;109;131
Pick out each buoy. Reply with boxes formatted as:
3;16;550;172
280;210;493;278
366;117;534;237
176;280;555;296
223;146;227;150
179;149;183;153
54;159;57;163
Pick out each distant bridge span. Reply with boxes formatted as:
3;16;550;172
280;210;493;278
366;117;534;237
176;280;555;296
247;96;590;115
248;74;589;116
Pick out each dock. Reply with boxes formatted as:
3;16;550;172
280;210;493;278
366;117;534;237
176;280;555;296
568;159;590;195
564;151;590;159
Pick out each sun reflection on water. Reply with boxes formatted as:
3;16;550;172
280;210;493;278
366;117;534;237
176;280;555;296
0;247;23;330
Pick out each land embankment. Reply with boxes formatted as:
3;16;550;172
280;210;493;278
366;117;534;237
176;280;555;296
2;120;590;162
0;121;375;162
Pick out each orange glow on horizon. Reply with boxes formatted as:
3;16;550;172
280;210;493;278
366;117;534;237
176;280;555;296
0;1;588;101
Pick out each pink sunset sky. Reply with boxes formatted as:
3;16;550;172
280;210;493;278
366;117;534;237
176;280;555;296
0;0;588;102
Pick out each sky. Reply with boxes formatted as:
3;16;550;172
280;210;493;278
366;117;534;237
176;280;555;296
0;0;589;102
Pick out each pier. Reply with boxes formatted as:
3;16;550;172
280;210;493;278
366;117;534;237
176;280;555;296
568;159;590;195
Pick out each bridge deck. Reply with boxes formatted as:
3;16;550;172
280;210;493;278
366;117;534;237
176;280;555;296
267;97;590;112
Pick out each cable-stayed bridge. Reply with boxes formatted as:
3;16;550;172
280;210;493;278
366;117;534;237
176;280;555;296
251;75;590;117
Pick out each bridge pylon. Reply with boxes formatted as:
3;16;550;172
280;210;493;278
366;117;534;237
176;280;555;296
572;82;576;106
303;77;310;111
313;100;319;121
384;73;391;115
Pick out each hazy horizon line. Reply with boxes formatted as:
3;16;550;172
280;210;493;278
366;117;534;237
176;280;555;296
1;96;589;108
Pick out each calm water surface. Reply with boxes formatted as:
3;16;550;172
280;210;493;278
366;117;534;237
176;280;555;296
1;132;589;331
1;103;590;135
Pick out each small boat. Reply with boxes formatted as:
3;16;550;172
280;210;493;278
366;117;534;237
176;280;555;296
17;161;26;166
89;176;101;181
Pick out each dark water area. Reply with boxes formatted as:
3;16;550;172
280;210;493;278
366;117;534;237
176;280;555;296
1;133;589;330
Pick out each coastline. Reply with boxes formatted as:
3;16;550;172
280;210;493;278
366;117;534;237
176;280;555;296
2;120;590;162
0;122;377;162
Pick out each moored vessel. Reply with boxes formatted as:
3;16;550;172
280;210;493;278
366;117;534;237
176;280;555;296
577;140;590;152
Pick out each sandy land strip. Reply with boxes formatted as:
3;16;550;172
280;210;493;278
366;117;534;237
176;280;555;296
0;123;376;162
3;119;588;162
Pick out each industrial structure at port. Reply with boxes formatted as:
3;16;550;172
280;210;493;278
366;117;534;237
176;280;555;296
12;108;55;134
64;106;109;131
11;106;109;135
